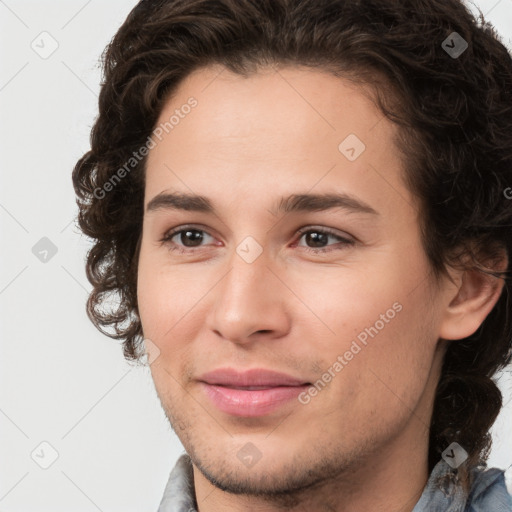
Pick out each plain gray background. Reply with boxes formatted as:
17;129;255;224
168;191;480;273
1;0;511;510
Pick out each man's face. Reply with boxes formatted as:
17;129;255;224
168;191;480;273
137;64;448;495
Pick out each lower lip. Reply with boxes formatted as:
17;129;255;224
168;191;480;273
199;382;310;417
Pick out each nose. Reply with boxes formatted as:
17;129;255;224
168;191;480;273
205;245;291;345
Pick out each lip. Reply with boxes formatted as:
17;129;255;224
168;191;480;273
199;382;310;417
198;368;311;417
198;368;310;387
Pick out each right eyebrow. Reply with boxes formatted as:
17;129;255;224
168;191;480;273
146;191;213;213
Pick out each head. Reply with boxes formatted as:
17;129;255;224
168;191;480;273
73;0;512;498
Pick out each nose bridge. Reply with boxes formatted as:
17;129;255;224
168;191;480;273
207;239;289;342
217;225;274;303
218;242;273;315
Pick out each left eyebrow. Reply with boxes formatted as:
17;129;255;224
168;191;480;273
146;191;379;216
274;192;379;216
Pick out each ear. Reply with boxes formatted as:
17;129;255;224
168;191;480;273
439;252;508;341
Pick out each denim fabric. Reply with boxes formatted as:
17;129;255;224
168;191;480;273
157;453;512;512
411;459;512;512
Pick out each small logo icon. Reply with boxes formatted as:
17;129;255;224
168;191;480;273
31;441;59;469
31;31;59;60
442;32;468;59
32;237;58;263
338;134;366;161
442;441;468;468
143;338;161;365
237;442;262;468
236;236;263;264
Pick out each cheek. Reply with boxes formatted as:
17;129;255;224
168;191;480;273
300;257;437;413
137;252;196;394
137;246;177;342
136;245;211;359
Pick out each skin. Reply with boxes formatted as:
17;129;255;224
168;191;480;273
137;64;505;512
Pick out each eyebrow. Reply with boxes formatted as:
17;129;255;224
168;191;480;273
146;191;379;216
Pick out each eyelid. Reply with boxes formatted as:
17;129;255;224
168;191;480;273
161;224;353;243
160;224;217;246
295;225;355;243
160;223;356;255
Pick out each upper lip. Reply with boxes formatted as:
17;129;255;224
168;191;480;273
198;368;310;387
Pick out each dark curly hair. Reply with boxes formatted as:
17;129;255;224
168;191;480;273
72;0;512;492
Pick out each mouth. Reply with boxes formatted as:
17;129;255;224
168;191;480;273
197;368;312;417
214;385;300;390
198;367;311;387
199;382;311;417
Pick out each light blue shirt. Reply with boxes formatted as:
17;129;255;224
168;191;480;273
157;453;512;511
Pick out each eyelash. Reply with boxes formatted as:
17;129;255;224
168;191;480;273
159;225;355;255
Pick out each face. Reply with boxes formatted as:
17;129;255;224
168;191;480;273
137;64;449;498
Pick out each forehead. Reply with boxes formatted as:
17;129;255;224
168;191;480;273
144;64;415;219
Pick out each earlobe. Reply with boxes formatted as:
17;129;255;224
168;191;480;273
439;257;508;341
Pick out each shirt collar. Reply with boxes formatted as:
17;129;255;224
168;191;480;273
157;453;197;512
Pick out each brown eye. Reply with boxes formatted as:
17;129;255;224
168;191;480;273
161;226;215;253
173;229;205;247
295;227;355;254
